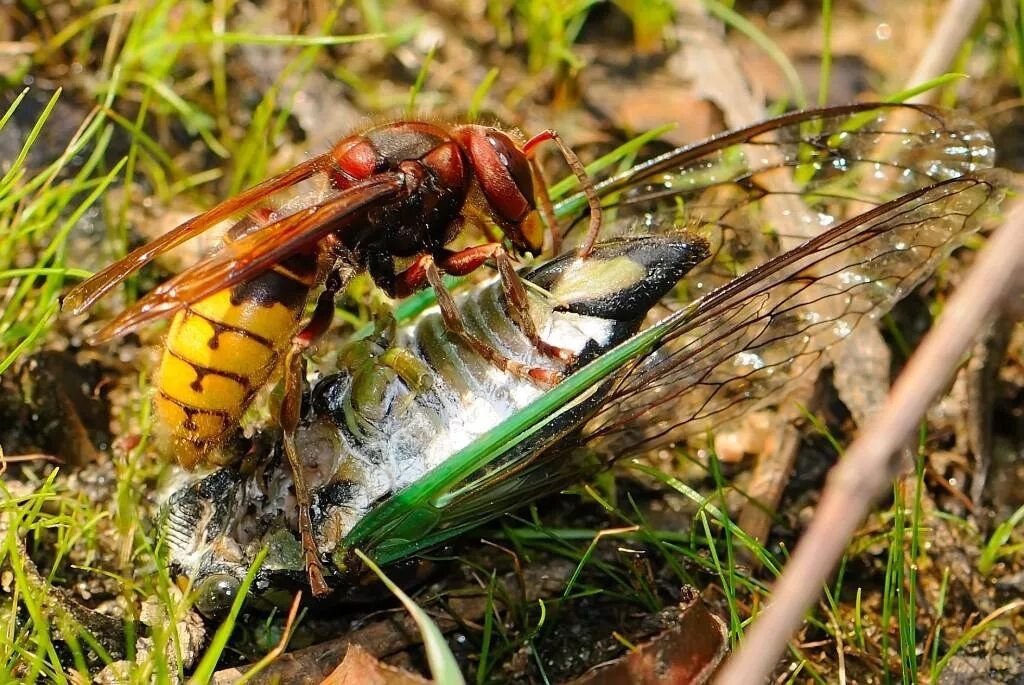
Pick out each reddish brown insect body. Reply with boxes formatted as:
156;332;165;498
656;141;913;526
63;119;601;597
326;123;547;288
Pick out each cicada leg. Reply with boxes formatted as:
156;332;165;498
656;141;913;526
340;341;435;438
381;347;433;393
279;269;347;598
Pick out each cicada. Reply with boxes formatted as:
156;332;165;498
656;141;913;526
165;232;711;610
159;104;1005;610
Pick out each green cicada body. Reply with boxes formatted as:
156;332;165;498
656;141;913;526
161;103;1006;609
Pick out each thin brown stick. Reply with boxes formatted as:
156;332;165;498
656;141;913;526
716;201;1024;683
0;452;63;476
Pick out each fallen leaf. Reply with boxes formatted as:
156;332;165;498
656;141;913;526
564;592;727;685
320;645;431;685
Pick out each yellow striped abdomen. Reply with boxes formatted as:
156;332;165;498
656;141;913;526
153;268;312;469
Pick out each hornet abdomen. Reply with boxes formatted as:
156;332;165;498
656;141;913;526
153;250;318;468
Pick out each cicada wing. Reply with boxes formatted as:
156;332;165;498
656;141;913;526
560;104;995;298
371;452;605;566
360;172;1004;566
365;431;606;566
574;103;993;218
370;396;612;563
583;172;1006;458
346;108;1001;566
600;104;991;199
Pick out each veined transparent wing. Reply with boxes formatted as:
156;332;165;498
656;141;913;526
349;105;1001;563
558;103;994;297
586;172;1006;455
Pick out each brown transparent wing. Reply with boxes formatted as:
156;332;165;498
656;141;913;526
88;173;405;343
583;172;1005;457
63;154;331;314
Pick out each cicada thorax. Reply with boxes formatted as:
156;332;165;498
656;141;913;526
153;224;320;469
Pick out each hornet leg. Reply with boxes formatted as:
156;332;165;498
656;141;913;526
490;248;575;365
280;270;345;598
394;252;565;385
434;244;575;364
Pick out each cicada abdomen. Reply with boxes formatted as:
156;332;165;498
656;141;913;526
163;233;709;601
152;217;320;469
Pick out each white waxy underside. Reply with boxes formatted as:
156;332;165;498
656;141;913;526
163;275;629;570
421;308;614;473
318;296;618;544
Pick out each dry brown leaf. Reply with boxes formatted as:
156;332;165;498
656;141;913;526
320;645;431;685
565;594;727;685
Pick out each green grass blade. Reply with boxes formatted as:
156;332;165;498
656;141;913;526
407;42;438;116
354;549;465;684
979;503;1024;575
187;547;269;684
549;124;676;203
469;68;500;120
704;0;806;108
818;0;833;106
883;73;967;103
0;89;62;188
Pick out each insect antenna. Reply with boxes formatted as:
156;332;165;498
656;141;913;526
524;130;603;257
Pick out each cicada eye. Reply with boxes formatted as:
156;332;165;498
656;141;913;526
486;131;536;207
194;573;242;616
